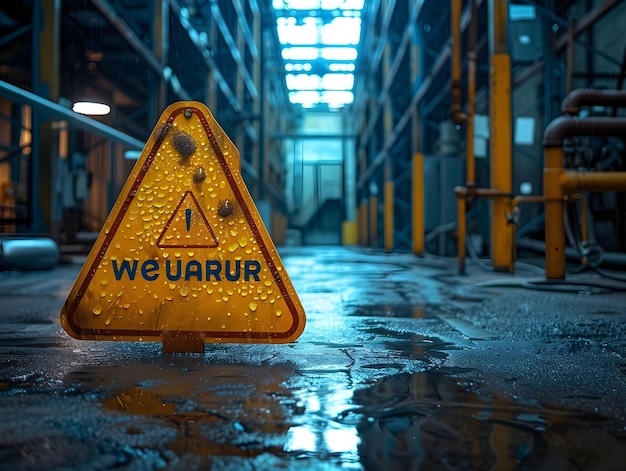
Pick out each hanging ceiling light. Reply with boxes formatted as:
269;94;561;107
72;101;111;116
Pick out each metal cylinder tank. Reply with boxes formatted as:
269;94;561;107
0;237;60;271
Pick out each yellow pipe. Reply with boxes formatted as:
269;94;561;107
487;0;513;272
559;171;626;192
384;181;393;252
412;153;424;255
490;53;513;272
369;195;378;248
509;192;593;277
544;147;566;279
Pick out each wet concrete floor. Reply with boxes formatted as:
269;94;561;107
0;246;625;470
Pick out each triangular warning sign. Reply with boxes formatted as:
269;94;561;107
156;191;218;248
60;101;306;347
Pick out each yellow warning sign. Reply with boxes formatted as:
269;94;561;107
60;101;306;346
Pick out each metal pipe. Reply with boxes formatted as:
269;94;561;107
454;184;512;274
544;147;566;279
543;115;626;278
561;89;626;115
0;80;144;149
559;171;626;192
510;194;589;269
555;0;622;52
455;187;510;198
543;116;626;147
454;185;512;274
450;0;466;125
466;0;477;185
488;0;513;272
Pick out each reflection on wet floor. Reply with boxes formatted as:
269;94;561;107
340;371;626;470
90;362;296;461
82;358;626;469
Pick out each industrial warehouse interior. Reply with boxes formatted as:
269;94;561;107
1;0;626;469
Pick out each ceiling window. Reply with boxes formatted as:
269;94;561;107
272;0;364;109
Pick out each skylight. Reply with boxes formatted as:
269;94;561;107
272;0;364;109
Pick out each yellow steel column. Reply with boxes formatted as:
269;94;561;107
384;181;394;252
412;153;424;255
369;196;378;248
544;147;566;279
489;0;513;272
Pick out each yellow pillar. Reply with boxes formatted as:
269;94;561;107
489;0;513;272
384;181;393;252
490;54;513;271
342;221;358;245
412;153;424;255
544;147;566;279
369;196;378;248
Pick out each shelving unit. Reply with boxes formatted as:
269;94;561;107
0;0;294;241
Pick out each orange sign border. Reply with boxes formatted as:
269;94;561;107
61;103;304;342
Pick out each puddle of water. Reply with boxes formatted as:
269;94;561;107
336;370;626;470
6;356;618;470
91;362;300;462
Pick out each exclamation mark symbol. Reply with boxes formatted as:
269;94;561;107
185;208;192;231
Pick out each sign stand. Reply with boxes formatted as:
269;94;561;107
61;102;306;352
